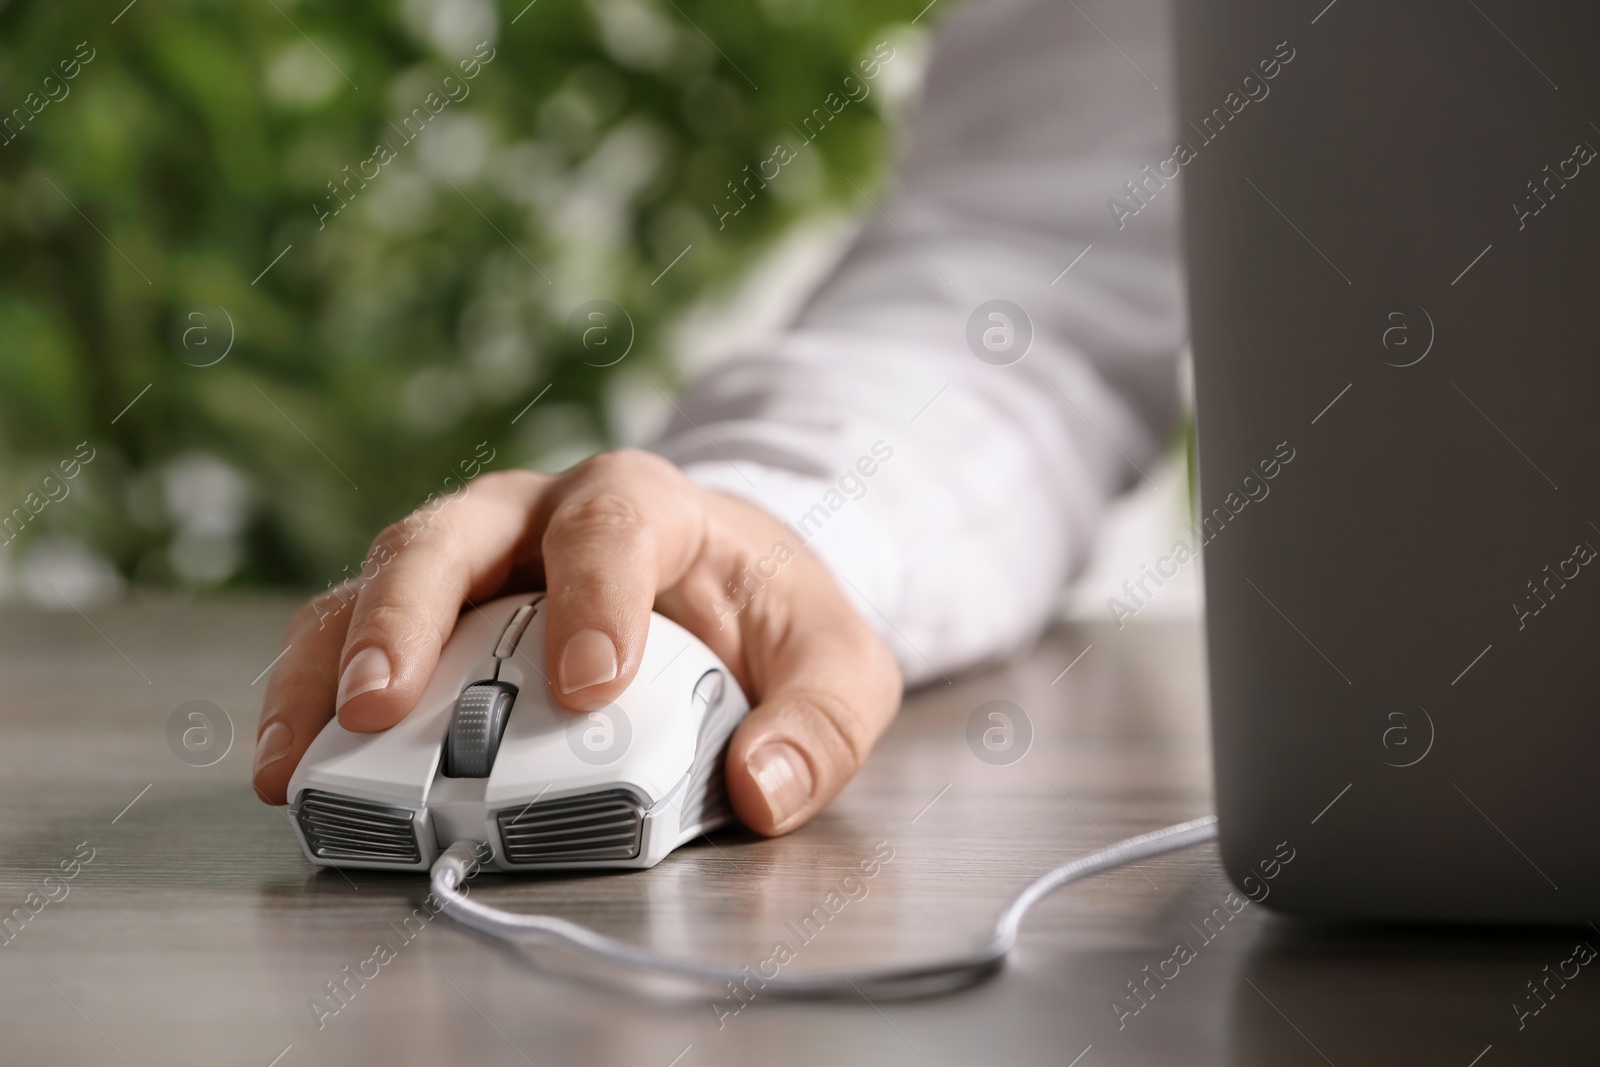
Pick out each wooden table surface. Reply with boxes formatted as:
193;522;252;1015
0;599;1593;1066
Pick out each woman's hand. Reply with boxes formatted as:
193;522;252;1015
251;450;902;836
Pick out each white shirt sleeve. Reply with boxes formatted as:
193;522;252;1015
652;0;1185;684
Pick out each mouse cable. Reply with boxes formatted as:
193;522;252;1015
429;814;1218;1000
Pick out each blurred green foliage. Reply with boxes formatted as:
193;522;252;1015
0;0;922;594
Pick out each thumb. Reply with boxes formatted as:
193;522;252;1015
722;609;902;836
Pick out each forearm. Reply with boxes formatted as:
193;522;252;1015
655;0;1185;682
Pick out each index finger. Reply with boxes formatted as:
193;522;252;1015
332;472;548;733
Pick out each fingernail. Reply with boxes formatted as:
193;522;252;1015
559;628;619;694
252;720;294;778
746;741;815;828
336;646;392;709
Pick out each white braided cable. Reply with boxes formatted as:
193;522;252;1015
430;814;1219;999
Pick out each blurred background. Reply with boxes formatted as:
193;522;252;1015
0;0;1199;621
0;0;931;604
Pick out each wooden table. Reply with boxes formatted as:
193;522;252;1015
0;599;1593;1066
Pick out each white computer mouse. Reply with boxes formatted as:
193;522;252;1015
285;592;750;872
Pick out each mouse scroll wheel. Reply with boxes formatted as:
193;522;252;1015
444;681;517;778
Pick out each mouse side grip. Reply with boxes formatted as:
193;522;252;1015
678;670;750;834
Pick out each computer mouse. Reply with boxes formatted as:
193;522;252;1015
285;592;751;872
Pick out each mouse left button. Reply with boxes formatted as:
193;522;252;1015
444;681;517;778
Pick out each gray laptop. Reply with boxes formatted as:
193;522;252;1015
1180;0;1599;922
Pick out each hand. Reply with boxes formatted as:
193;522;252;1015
251;450;903;836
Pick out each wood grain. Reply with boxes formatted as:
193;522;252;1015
0;600;1591;1065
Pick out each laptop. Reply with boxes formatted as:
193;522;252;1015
1179;0;1599;922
